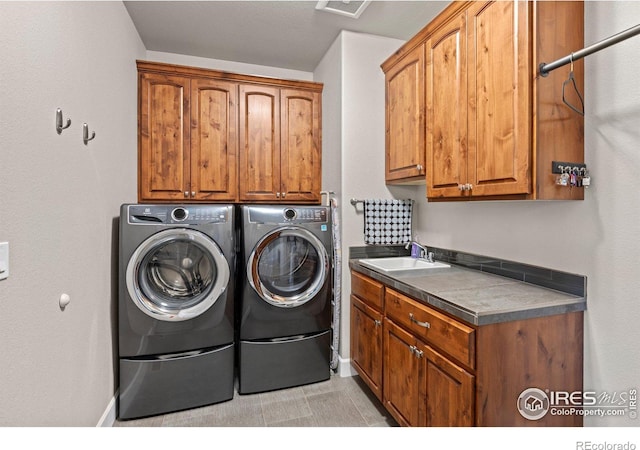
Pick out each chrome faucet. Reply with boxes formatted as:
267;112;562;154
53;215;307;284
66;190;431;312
405;241;435;263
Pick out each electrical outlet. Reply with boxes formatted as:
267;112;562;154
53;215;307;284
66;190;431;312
0;242;9;280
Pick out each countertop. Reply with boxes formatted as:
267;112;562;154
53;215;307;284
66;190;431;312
349;259;587;326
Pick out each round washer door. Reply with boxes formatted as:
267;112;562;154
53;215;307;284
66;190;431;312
126;228;230;322
247;227;329;308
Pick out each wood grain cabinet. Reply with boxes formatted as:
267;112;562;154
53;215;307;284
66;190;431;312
350;269;583;427
384;288;475;427
384;44;426;184
239;86;321;203
138;70;238;202
383;0;585;200
137;61;322;204
350;271;385;400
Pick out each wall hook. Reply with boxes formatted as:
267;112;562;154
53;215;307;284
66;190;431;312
82;123;96;145
55;108;71;134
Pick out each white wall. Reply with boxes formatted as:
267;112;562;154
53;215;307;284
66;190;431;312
314;31;407;368
314;34;342;200
407;2;640;427
0;2;145;426
146;50;314;81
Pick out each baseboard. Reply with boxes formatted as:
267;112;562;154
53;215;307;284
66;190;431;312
337;356;358;377
96;390;118;427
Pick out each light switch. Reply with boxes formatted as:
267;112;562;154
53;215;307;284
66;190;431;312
0;242;9;280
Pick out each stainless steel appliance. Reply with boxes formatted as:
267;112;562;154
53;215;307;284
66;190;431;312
238;205;332;394
118;204;235;419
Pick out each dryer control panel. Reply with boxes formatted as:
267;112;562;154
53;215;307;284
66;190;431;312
248;206;328;224
127;205;230;225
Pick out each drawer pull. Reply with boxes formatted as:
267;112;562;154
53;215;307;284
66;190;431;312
374;319;382;327
409;313;431;329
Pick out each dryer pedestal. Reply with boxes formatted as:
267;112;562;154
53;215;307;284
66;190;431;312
119;343;234;420
238;330;330;394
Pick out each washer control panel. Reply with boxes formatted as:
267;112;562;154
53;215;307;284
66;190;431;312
128;205;229;225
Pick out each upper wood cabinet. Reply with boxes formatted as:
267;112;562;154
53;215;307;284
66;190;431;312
190;78;239;201
425;12;467;197
138;72;191;202
384;45;426;184
137;61;323;204
138;71;237;202
239;86;321;203
382;0;585;200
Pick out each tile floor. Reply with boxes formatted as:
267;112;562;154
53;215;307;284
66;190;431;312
114;374;398;427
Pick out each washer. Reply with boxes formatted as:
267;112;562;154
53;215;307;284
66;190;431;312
238;205;332;394
118;204;235;419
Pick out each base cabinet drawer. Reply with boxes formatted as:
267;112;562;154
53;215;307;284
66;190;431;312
385;288;475;369
351;271;384;310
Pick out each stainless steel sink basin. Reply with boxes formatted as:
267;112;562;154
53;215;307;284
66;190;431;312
358;257;450;273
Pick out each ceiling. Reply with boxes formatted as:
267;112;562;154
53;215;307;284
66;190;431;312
124;1;449;72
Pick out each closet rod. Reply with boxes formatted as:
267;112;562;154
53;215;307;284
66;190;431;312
539;23;640;77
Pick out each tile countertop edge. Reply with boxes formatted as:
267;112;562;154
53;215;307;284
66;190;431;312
348;260;587;326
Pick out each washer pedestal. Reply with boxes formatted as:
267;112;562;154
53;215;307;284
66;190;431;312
119;343;234;420
238;330;330;394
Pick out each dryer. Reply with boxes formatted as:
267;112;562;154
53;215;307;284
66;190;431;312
118;204;235;419
238;205;332;394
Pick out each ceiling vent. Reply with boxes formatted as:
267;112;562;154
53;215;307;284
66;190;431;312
315;1;372;19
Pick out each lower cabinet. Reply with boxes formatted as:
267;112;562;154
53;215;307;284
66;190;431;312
383;318;474;427
350;269;584;427
350;295;383;400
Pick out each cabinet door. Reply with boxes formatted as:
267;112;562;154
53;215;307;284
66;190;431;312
423;344;475;426
139;72;190;202
426;13;468;198
385;44;426;184
280;89;321;203
383;319;421;427
466;0;531;196
191;79;238;201
350;295;383;401
239;85;281;202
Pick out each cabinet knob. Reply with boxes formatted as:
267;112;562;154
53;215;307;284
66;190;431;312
191;191;196;197
408;345;423;358
374;319;382;327
282;192;286;198
276;192;280;199
465;183;473;191
416;164;423;171
184;191;189;197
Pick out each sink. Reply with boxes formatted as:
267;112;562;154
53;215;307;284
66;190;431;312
358;257;450;273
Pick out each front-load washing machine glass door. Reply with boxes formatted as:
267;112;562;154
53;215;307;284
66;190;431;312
247;227;329;308
126;228;230;321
